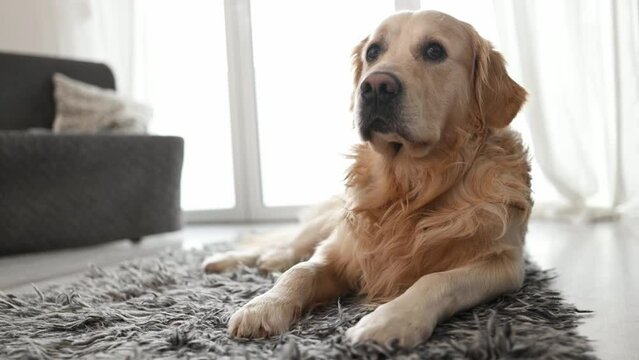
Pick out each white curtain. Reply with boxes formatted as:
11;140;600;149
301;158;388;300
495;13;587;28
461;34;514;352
493;0;639;221
0;0;137;97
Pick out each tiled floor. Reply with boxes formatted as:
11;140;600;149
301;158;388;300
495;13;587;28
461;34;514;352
1;220;637;359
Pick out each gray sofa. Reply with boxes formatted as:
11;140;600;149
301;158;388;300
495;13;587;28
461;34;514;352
0;52;184;256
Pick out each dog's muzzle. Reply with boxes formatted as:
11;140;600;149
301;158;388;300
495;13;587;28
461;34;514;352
358;71;404;141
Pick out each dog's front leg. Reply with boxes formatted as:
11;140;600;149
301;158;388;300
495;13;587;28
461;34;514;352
228;243;349;338
346;248;524;348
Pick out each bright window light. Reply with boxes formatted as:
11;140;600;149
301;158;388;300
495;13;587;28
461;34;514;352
420;0;500;42
139;0;235;211
251;0;395;207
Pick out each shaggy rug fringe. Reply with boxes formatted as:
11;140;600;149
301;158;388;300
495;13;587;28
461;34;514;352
0;248;597;359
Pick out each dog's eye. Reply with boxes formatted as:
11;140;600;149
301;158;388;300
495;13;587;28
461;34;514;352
366;44;382;63
423;42;447;62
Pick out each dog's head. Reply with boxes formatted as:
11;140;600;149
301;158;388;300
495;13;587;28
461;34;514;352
352;11;527;158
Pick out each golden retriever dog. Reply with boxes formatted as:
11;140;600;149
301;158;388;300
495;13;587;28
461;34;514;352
203;10;531;348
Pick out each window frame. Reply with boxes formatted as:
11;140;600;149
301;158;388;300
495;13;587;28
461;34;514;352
185;0;420;223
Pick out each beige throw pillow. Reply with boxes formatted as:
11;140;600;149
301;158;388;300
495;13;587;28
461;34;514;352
52;73;151;134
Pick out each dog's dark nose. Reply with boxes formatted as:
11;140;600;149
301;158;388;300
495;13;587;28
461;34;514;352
360;72;401;103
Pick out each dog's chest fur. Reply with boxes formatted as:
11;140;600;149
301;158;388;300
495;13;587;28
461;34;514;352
339;130;531;301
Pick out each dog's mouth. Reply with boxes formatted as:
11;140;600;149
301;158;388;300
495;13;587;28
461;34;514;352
360;118;392;141
360;116;433;158
371;120;404;155
369;131;432;159
366;119;403;156
369;132;407;156
368;118;391;134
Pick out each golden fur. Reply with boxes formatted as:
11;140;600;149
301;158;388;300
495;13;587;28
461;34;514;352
203;10;532;347
338;129;531;301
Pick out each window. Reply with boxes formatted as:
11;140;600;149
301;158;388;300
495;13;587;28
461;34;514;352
139;0;548;222
138;0;235;212
172;0;407;222
250;0;393;208
420;0;499;41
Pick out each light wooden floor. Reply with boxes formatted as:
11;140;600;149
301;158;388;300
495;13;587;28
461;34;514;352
1;220;637;359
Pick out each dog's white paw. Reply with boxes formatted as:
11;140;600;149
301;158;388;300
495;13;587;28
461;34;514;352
202;250;258;273
228;294;300;338
345;303;434;348
256;248;297;273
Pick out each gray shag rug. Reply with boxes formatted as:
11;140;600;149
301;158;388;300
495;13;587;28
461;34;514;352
0;247;597;359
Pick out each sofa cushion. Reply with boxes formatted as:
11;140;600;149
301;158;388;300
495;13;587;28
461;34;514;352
52;73;151;134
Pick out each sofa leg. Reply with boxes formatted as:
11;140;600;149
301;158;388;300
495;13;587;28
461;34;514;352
130;237;142;244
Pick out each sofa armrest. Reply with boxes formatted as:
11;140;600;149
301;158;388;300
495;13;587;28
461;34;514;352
0;133;184;255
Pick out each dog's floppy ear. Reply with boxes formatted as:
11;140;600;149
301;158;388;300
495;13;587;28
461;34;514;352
473;38;527;128
350;37;368;111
